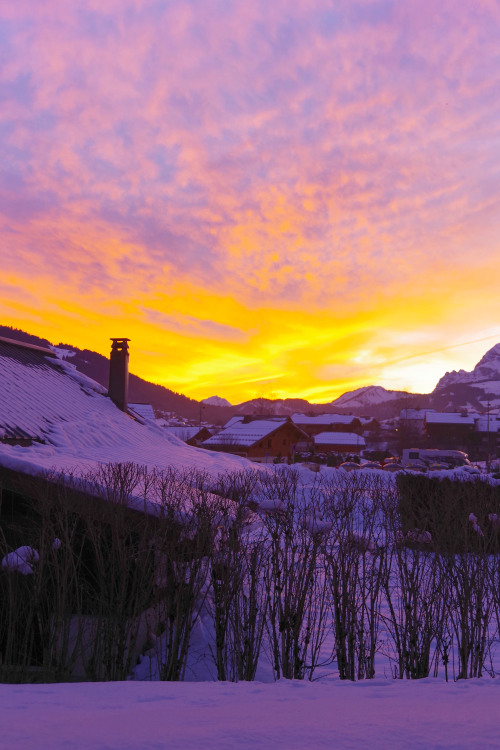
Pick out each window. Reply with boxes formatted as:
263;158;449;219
267;439;272;449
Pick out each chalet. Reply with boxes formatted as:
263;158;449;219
313;431;366;455
399;409;434;437
424;412;475;452
473;416;500;461
201;416;311;462
291;413;364;437
164;425;214;446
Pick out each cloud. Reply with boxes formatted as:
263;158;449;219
1;0;500;399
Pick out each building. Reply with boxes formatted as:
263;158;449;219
291;413;364;437
164;425;213;446
473;416;500;461
424;412;476;452
313;431;366;455
202;416;311;462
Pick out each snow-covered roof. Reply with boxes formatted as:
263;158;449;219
163;426;205;441
0;337;252;508
313;432;366;446
399;409;434;420
222;415;245;429
129;403;156;422
203;419;292;448
425;412;475;425
475;418;500;433
292;413;359;426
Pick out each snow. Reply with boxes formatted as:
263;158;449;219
1;679;500;749
1;545;39;575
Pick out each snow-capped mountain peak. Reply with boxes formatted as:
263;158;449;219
201;395;232;407
330;385;408;409
436;343;500;390
434;342;500;408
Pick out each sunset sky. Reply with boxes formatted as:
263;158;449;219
1;0;500;404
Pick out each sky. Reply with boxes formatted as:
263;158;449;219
1;0;500;404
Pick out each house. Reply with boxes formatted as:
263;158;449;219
291;413;364;437
473;416;500;461
424;412;476;452
201;416;311;462
313;431;366;455
164;425;213;446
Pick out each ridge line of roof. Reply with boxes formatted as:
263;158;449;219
0;335;57;356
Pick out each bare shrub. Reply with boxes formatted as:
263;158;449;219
382;498;447;679
149;467;218;681
259;469;331;680
321;472;387;680
438;550;494;679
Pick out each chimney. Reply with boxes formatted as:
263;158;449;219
108;338;130;411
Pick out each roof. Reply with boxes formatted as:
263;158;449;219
0;335;56;357
314;432;366;446
292;413;359;426
164;426;207;441
129;403;156;422
222;415;245;429
0;337;253;510
203;418;298;448
475;418;500;433
425;412;475;426
399;409;434;420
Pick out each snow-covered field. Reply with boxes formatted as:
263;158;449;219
1;678;499;749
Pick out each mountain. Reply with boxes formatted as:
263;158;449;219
329;385;409;409
433;344;500;409
202;396;232;407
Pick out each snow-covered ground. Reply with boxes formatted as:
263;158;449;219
1;678;499;749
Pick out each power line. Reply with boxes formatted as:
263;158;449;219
380;333;500;369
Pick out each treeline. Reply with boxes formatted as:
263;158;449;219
1;466;500;683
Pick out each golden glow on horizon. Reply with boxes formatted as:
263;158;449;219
3;266;500;404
